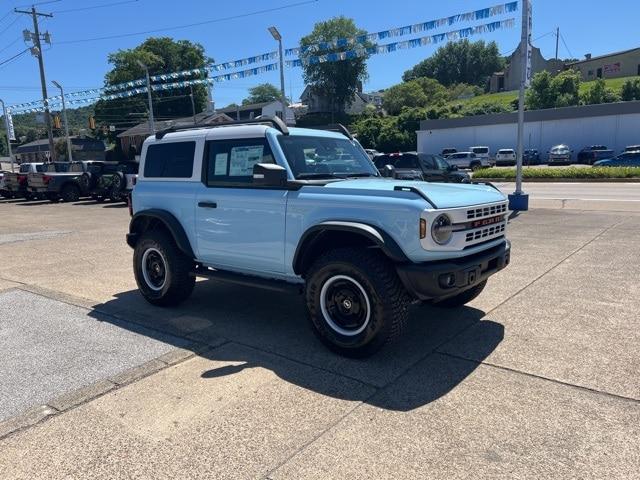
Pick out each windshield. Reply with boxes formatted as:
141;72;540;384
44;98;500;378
278;135;378;179
552;146;569;154
472;147;489;154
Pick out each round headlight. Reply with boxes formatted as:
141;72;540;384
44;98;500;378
431;214;452;245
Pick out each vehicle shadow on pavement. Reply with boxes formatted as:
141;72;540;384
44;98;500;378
90;280;503;412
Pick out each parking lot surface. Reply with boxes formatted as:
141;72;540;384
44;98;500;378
0;195;638;479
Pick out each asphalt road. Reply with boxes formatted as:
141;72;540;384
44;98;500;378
494;182;640;202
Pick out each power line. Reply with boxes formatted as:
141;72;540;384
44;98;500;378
56;0;319;44
0;15;21;37
0;48;30;67
52;0;140;14
559;32;573;58
0;36;23;55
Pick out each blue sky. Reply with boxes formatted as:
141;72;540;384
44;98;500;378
0;0;638;109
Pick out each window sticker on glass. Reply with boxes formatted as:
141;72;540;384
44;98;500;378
214;153;228;175
229;145;264;176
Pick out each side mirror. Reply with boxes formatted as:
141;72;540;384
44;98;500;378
381;164;396;178
253;163;287;187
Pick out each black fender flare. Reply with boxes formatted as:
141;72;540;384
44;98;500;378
292;221;409;275
127;209;194;258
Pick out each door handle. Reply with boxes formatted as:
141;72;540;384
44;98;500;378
198;201;217;209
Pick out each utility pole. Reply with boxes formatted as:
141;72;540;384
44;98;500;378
555;27;559;59
136;60;155;134
16;6;55;161
508;0;531;211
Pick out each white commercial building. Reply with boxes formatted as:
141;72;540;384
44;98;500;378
418;101;640;161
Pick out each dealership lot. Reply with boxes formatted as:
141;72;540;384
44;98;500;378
0;196;639;478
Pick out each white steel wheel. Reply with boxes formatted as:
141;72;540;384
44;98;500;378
320;275;371;336
141;247;168;291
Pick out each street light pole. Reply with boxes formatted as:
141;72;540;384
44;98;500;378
136;60;155;134
52;81;72;163
509;0;531;211
0;99;15;172
268;26;287;123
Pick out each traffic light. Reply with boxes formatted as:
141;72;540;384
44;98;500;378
88;116;96;129
53;115;61;129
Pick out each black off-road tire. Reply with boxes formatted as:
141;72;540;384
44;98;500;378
109;173;126;202
133;229;195;307
47;193;60;202
434;280;487;308
305;247;410;358
61;184;80;202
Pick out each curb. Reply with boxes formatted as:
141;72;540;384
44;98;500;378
473;177;640;183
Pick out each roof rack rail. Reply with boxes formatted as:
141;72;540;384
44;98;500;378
306;123;354;140
155;115;289;140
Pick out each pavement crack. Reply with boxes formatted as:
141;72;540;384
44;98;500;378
437;351;640;404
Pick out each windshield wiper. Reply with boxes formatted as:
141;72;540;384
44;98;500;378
296;173;342;179
346;173;377;178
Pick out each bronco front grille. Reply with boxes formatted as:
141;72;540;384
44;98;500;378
467;203;507;220
465;222;506;243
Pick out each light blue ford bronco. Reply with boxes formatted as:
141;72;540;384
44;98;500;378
127;117;510;357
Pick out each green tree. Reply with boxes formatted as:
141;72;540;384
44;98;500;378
351;115;386;149
383;78;448;115
526;70;581;110
94;37;211;130
300;17;370;114
621;79;640;101
383;82;428;115
402;40;505;87
581;78;620;105
242;83;282;105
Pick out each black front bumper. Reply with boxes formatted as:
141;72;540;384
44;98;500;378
396;241;510;301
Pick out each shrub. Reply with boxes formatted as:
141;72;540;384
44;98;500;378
473;166;640;179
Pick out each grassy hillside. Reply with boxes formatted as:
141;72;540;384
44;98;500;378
448;76;639;110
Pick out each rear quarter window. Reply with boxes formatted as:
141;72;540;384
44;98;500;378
144;141;196;178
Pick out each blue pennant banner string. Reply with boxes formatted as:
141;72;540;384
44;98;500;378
285;18;516;68
285;1;518;56
26;64;282;113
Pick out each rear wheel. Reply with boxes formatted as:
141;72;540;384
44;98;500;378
470;161;482;171
61;184;80;202
47;193;60;202
133;229;195;306
305;248;409;358
434;280;487;308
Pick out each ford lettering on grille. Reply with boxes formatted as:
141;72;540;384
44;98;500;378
471;215;503;229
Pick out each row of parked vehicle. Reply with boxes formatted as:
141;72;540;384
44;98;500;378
437;144;640;167
0;160;138;203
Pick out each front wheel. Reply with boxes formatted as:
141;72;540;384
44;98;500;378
133;229;195;306
305;248;409;358
434;280;487;308
61;184;80;202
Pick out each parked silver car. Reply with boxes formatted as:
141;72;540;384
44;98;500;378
548;144;572;165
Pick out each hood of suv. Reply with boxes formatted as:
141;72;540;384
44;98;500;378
323;178;506;208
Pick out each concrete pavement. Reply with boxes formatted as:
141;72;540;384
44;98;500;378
0;197;638;479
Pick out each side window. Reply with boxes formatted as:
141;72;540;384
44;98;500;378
144;141;196;178
395;155;419;169
205;138;274;186
420;155;435;169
